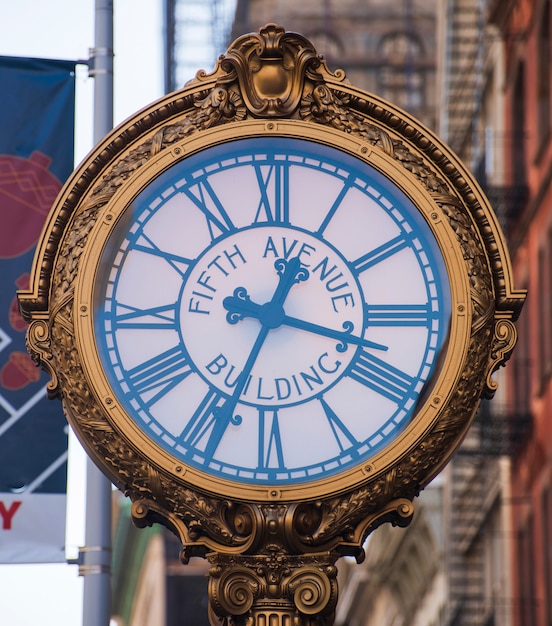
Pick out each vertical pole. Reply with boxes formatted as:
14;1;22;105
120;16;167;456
81;2;114;625
92;0;114;143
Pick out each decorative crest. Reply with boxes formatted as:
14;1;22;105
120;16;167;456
219;23;325;117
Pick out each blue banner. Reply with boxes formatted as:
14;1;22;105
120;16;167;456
0;56;75;563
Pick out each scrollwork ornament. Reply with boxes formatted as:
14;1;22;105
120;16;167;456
285;496;415;557
207;552;339;626
210;566;261;617
219;24;328;117
485;318;518;397
300;85;395;157
25;318;59;397
288;567;337;617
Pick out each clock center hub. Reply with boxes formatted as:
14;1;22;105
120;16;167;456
259;302;285;329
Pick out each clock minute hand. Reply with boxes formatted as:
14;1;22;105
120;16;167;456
279;314;388;352
204;323;270;460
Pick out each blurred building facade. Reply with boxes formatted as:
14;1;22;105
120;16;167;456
163;0;236;90
335;481;446;626
337;0;544;624
232;0;438;130
495;0;552;625
111;495;210;626
437;5;518;625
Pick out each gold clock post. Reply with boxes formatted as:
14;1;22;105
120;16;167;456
131;492;414;626
19;25;524;626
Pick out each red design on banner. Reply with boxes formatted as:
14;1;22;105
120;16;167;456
9;273;30;332
0;351;40;390
0;151;62;259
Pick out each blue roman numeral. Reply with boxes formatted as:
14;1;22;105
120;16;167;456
352;235;409;274
348;349;414;403
127;345;193;406
364;303;432;327
133;233;192;277
253;163;289;224
258;409;285;470
319;397;358;452
179;388;223;449
184;179;235;240
115;302;177;329
316;175;354;235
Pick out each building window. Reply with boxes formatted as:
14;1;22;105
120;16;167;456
539;247;547;386
542;487;552;625
538;235;552;386
512;62;527;192
548;227;552;375
537;1;551;150
377;32;425;111
517;515;537;625
512;293;531;416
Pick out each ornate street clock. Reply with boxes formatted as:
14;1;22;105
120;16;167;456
19;25;524;626
90;133;453;500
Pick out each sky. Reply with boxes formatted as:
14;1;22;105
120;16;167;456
0;1;166;623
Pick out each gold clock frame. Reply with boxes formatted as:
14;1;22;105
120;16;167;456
75;119;469;504
19;25;525;626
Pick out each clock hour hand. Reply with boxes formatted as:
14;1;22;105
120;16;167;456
223;256;309;328
270;256;309;307
223;287;262;325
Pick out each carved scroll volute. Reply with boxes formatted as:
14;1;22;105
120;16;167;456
207;552;339;626
221;23;323;117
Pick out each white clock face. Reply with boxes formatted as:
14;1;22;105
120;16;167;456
94;137;451;485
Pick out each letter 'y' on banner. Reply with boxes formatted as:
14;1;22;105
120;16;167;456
0;56;76;563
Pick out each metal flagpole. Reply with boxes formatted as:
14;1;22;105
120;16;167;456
80;1;114;624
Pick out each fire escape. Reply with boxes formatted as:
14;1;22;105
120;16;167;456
440;0;486;167
164;0;235;93
446;403;532;626
441;2;532;625
441;0;528;244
